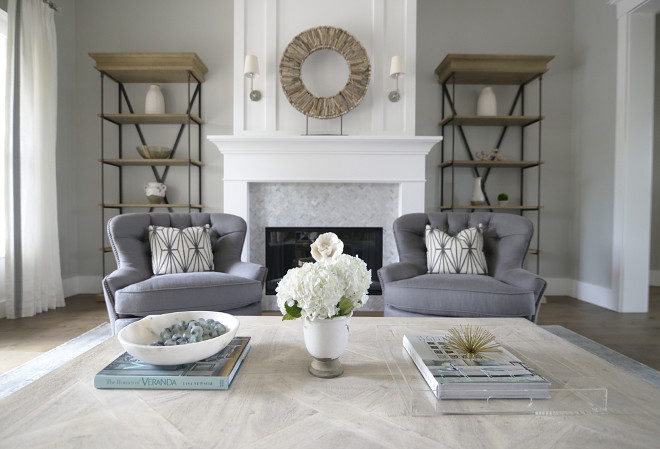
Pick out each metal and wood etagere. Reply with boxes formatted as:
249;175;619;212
436;54;553;274
90;53;207;276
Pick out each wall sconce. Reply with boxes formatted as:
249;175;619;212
244;54;262;102
388;56;405;102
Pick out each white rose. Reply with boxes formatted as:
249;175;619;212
310;232;344;263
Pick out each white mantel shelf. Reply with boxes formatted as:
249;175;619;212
209;135;440;154
207;135;441;260
207;135;441;182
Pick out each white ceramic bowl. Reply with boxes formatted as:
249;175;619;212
118;311;239;365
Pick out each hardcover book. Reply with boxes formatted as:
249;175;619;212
403;334;550;400
94;336;251;390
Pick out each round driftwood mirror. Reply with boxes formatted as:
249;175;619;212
279;26;371;119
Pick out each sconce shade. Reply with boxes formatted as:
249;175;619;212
389;56;404;78
244;54;260;77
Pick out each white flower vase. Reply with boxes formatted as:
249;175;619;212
471;177;485;206
476;86;497;116
145;84;165;114
302;314;351;378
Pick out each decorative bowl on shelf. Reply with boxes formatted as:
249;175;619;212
136;145;172;159
117;311;239;365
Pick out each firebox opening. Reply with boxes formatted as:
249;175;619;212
265;227;383;296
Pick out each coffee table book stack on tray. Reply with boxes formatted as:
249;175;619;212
94;336;251;390
403;334;550;400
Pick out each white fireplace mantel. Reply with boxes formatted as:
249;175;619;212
207;135;440;260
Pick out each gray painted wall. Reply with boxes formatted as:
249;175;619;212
55;0;77;284
54;0;620;295
571;0;617;288
651;13;660;274
415;0;579;281
59;0;233;290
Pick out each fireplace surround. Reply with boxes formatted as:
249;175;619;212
208;135;440;310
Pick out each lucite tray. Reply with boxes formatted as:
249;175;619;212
377;324;608;416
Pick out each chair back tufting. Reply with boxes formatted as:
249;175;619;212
393;212;534;277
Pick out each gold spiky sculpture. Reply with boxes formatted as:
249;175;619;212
444;325;502;360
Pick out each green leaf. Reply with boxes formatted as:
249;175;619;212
284;301;302;320
337;296;354;317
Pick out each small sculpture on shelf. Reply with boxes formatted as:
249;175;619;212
145;182;167;204
475;148;506;162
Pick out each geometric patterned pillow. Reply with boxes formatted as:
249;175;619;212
425;224;488;275
148;225;214;275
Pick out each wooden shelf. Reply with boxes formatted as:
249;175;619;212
440;160;543;169
89;52;208;83
439;115;543;127
440;205;542;211
101;203;203;209
435;54;554;85
100;158;204;167
100;113;203;125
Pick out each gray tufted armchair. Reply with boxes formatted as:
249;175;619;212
378;212;546;322
102;213;267;334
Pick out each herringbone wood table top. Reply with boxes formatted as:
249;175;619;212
1;316;658;448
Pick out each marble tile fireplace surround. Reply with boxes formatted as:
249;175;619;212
208;135;439;311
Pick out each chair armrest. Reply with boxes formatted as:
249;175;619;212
103;266;150;297
496;268;547;322
378;262;427;285
217;261;268;285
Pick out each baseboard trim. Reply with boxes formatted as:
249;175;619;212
574;280;618;311
544;277;574;296
650;270;660;286
62;276;103;297
545;277;618;311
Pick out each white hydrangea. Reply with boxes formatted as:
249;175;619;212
276;235;372;321
276;262;344;320
331;253;371;310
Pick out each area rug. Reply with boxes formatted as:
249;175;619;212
0;322;112;401
541;325;660;388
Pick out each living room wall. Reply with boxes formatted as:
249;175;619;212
651;13;660;284
56;0;621;306
415;0;577;288
570;0;617;303
59;0;234;294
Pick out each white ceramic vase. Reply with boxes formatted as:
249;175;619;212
476;86;497;116
302;314;351;378
471;177;485;205
145;84;165;114
145;182;167;204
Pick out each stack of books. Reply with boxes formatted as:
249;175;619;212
95;336;250;390
403;334;550;400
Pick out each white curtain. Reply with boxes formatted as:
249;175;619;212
3;0;64;318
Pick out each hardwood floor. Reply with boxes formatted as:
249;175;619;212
537;287;660;371
0;295;108;375
0;289;658;375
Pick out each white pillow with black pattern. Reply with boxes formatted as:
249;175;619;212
425;224;488;275
148;224;214;275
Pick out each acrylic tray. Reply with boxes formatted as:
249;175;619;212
378;324;608;416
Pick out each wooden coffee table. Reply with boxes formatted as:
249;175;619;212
0;316;658;448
